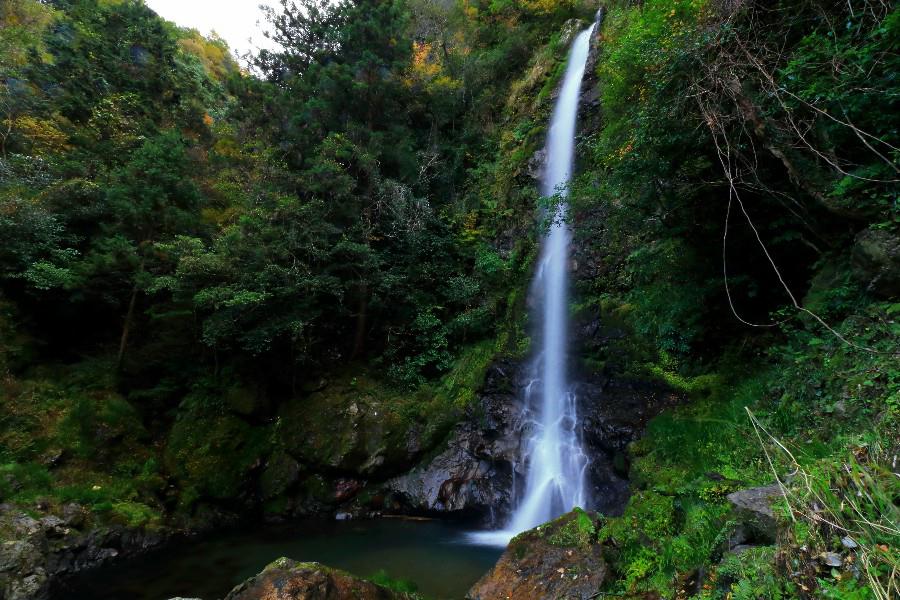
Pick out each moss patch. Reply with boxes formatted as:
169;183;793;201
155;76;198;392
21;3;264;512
547;507;599;548
165;395;271;506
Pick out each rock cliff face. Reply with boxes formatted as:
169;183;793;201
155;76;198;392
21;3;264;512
381;359;678;523
852;227;900;297
383;361;522;520
379;14;683;523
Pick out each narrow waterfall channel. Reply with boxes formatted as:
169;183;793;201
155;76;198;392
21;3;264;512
471;15;598;547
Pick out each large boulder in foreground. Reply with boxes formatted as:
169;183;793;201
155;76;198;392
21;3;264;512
467;509;607;600
224;557;411;600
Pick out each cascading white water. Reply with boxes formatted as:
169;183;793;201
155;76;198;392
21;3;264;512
470;17;597;547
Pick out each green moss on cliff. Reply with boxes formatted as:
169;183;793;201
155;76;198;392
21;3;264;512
165;391;272;506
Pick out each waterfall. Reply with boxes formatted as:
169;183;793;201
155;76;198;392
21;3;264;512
470;16;597;547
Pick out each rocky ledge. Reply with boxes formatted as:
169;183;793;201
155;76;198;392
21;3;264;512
383;361;522;519
0;503;170;600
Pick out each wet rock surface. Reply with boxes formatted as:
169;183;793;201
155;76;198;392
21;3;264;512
0;503;170;600
383;359;677;522
467;509;606;600
384;361;522;519
223;557;410;600
578;377;682;516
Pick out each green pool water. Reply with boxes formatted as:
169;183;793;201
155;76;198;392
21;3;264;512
56;518;503;600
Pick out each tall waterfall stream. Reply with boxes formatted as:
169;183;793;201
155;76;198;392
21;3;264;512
471;15;599;546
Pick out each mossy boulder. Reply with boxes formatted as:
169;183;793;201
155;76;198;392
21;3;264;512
224;557;413;600
277;378;417;479
468;509;607;600
258;452;301;501
164;406;270;505
726;484;782;544
224;383;266;416
852;227;900;297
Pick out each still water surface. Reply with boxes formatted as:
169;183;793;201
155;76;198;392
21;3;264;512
58;519;502;600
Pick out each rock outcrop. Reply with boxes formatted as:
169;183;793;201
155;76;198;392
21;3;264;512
223;558;411;600
467;509;607;600
383;361;521;520
578;377;682;515
383;358;678;522
852;227;900;297
0;503;168;600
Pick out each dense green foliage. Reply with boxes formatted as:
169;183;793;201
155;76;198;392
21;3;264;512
1;0;897;597
567;0;899;597
0;0;594;520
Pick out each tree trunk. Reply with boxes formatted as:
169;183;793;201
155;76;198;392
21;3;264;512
117;282;139;371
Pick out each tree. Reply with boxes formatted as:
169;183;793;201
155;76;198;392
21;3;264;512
75;132;202;368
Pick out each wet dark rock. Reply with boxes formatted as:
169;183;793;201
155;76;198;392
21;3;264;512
259;452;302;500
333;479;363;503
38;518;67;539
820;552;843;567
579;9;605;135
384;358;676;521
385;362;521;519
578;377;680;516
38;449;65;469
468;509;606;600
224;384;268;417
527;148;547;181
224;557;410;600
59;505;86;530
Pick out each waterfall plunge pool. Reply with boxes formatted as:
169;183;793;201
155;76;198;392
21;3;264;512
54;519;504;600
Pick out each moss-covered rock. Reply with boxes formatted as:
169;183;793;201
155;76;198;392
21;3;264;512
468;509;607;600
224;383;266;416
224;557;414;600
277;379;413;479
726;484;782;544
164;404;270;506
258;451;301;501
0;502;171;600
852;227;900;297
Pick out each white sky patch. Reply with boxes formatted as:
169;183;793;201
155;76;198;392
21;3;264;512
144;0;282;58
